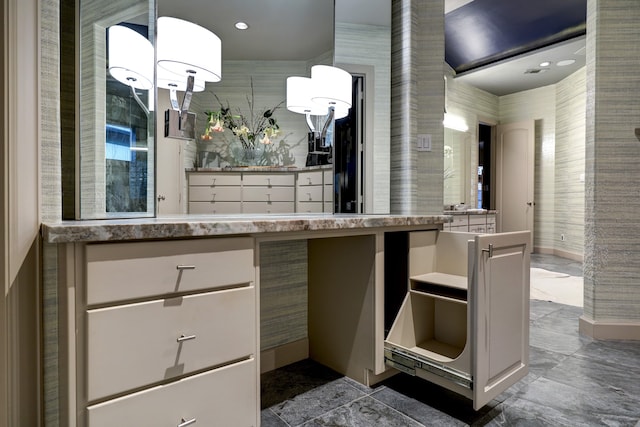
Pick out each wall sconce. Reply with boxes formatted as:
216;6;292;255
157;17;222;140
107;25;154;115
443;112;469;132
286;65;352;166
107;18;222;140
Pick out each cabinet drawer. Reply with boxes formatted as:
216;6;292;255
87;358;256;427
468;216;486;226
189;186;241;202
87;286;255;401
188;201;242;214
297;185;323;202
323;168;332;182
451;216;468;227
243;201;295;214
324;202;333;213
243;173;294;187
298;170;323;186
323;184;333;201
243;186;295;202
188;173;241;187
297;201;323;213
85;238;254;305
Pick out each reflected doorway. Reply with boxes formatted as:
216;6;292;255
334;75;364;213
478;123;492;209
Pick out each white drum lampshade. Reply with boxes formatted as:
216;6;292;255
157;67;206;92
286;76;328;116
310;65;352;111
108;25;154;90
157;16;222;83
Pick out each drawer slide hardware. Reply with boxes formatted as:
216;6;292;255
178;418;196;427
384;347;472;390
177;334;196;342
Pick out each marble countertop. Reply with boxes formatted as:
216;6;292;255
41;214;450;244
186;164;332;173
444;209;498;215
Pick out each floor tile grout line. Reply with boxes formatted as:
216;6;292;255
367;392;430;427
267;407;294;427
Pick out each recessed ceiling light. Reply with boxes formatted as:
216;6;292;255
539;61;551;67
235;21;249;30
557;59;576;67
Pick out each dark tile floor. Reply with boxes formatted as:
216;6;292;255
261;255;640;426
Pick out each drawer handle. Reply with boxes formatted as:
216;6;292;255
177;334;196;342
178;418;196;427
176;265;196;270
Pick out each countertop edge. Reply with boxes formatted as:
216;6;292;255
41;215;451;244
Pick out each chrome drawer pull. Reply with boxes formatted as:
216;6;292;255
176;265;196;270
177;334;196;342
178;418;196;427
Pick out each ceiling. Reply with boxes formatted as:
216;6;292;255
446;0;587;96
157;0;587;96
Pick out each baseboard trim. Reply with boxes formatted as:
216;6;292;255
534;247;583;262
579;316;640;340
260;339;309;374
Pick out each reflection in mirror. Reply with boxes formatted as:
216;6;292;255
79;0;156;219
154;0;337;215
443;127;472;208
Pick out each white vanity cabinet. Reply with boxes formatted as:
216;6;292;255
62;237;258;426
188;172;242;214
296;170;325;213
243;172;296;214
187;168;333;214
385;230;530;410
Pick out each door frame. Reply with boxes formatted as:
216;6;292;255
336;63;374;213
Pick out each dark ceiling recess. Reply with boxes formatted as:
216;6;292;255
445;0;587;75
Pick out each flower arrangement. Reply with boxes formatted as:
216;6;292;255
201;78;283;149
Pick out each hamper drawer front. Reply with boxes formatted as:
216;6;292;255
87;358;257;427
297;185;323;202
243;201;295;214
297;201;323;213
188;201;242;214
298;170;323;186
189;186;241;202
243;186;295;202
188;173;241;187
86;286;256;401
243;173;294;187
85;238;254;304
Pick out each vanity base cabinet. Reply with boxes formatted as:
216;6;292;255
59;237;258;426
87;358;256;427
384;230;530;410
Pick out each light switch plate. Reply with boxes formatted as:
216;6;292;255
417;134;432;152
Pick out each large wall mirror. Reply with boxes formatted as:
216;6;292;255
78;0;156;219
78;0;391;218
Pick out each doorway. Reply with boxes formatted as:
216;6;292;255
478;123;492;210
334;75;364;213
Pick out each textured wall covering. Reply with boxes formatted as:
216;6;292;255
41;0;62;423
335;22;391;213
259;241;308;350
555;68;586;258
390;0;445;214
584;0;640;328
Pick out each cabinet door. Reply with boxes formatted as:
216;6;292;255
472;231;530;410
